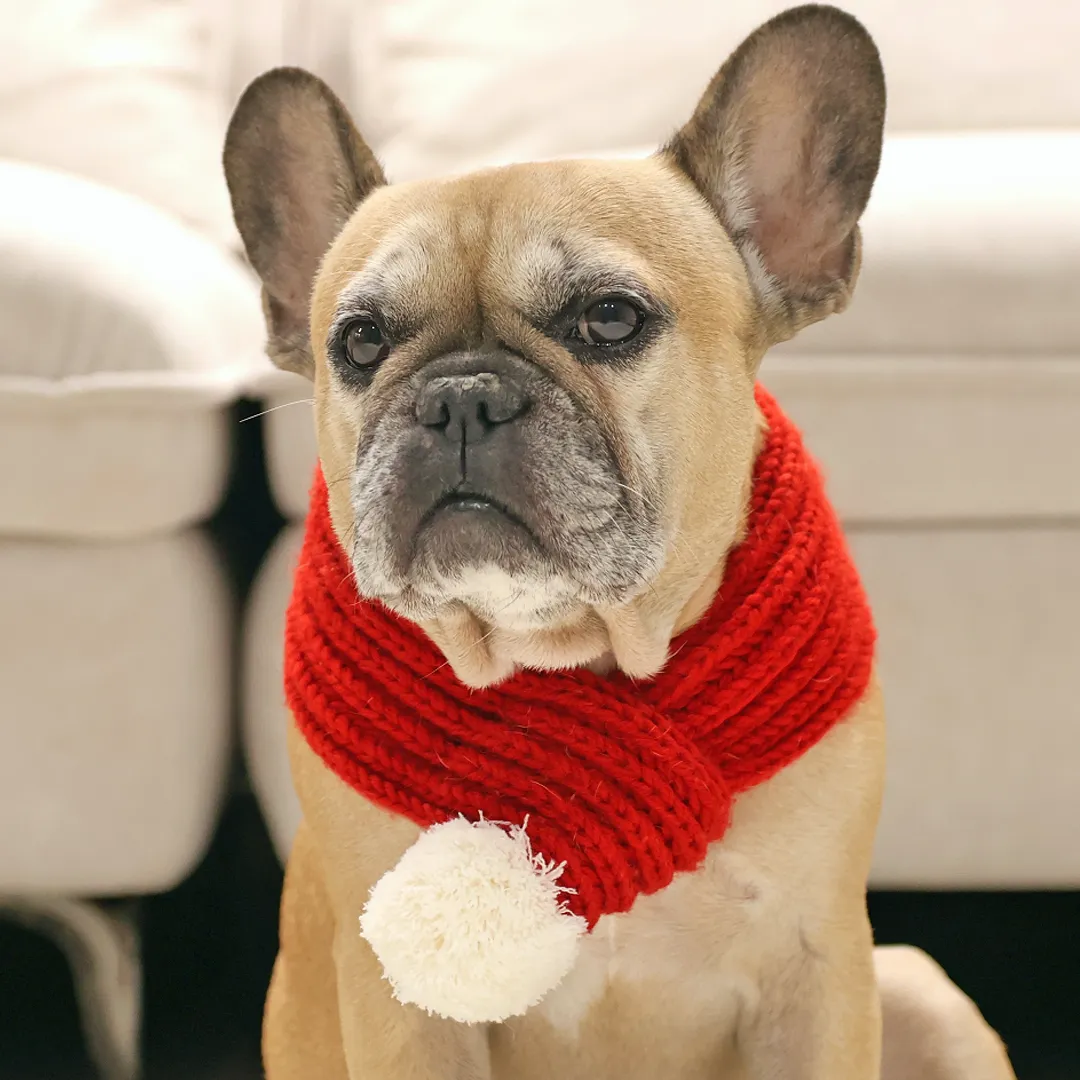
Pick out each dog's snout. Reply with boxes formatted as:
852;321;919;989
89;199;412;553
416;372;528;444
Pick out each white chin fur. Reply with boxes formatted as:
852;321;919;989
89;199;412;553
359;817;587;1024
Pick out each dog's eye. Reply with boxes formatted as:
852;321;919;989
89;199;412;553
576;297;645;347
342;318;390;369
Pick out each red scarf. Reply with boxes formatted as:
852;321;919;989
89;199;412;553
284;386;875;928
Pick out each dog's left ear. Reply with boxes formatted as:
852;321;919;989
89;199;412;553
664;5;886;344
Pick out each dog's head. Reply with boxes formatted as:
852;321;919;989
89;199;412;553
224;4;885;687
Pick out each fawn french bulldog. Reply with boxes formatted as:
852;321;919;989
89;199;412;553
224;6;1016;1078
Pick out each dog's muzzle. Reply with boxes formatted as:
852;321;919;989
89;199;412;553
348;346;661;613
381;350;548;572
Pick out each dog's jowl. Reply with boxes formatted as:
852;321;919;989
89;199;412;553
224;6;1016;1079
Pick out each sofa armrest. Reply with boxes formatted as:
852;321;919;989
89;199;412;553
0;159;263;383
0;160;268;537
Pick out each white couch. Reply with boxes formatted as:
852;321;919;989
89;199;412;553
1;0;1077;1074
0;4;264;1077
235;0;1080;887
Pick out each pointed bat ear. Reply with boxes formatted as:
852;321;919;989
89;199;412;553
223;67;387;377
664;5;886;342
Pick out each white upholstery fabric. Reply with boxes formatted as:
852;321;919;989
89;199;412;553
0;0;237;249
763;357;1080;522
0;530;232;893
243;525;304;862
197;0;1080;179
0;160;261;381
0;1;265;900
781;132;1080;356
224;0;1080;887
857;525;1080;887
1;379;232;540
348;0;1080;184
257;371;318;523
0;159;265;538
199;0;358;115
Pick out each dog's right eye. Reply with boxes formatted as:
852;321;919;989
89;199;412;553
342;318;390;369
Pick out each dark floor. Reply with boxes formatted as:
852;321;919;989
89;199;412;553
0;787;1077;1078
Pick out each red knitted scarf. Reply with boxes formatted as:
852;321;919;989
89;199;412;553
284;386;875;928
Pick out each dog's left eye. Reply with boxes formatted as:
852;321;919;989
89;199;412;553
575;297;646;347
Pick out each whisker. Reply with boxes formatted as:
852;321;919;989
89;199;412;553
240;398;314;423
612;479;661;513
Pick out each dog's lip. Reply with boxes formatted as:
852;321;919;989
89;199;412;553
420;489;533;534
439;492;501;513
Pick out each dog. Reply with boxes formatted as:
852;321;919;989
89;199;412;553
223;5;1017;1078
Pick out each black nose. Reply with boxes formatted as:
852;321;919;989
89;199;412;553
415;372;528;443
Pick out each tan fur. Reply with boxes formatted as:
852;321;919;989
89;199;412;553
272;679;885;1080
272;687;1012;1080
224;7;1017;1078
311;157;764;684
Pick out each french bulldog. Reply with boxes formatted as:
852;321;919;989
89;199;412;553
224;5;1016;1078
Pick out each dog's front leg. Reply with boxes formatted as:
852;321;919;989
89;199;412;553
333;927;492;1080
738;905;881;1080
287;724;492;1080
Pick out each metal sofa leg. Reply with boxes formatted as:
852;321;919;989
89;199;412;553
0;896;142;1080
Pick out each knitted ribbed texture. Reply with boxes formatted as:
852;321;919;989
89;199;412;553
285;386;875;929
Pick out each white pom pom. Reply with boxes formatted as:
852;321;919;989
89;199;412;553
359;817;587;1024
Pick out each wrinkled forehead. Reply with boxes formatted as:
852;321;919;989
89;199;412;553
345;216;655;321
314;159;742;336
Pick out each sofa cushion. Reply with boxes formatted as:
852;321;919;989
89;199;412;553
854;524;1080;888
203;0;358;119
255;370;318;523
0;160;266;539
0;530;232;893
242;524;305;862
764;356;1080;523
348;0;1080;185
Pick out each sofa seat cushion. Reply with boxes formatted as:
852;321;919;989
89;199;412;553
251;369;315;523
0;160;266;539
0;529;232;893
854;524;1080;888
763;356;1080;523
242;524;305;862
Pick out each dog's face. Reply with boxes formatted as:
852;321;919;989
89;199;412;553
225;5;885;686
309;161;762;656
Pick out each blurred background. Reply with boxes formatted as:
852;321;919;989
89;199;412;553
0;1;1078;1077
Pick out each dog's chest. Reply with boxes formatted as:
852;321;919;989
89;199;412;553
492;844;789;1080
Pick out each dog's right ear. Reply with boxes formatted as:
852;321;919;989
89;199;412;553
224;68;386;379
